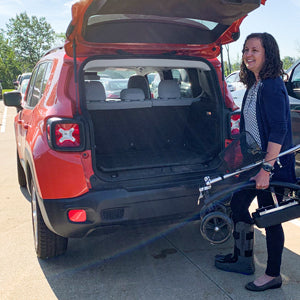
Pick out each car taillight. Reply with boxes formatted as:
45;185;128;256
55;123;80;147
47;118;85;151
230;112;241;138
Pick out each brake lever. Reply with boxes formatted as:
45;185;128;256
197;176;212;205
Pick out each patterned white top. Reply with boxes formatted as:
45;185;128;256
243;81;262;148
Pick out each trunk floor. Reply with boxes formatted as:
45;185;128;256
96;149;209;172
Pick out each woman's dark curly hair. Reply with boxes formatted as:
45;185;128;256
240;32;284;88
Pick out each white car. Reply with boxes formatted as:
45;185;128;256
231;87;246;108
226;71;245;92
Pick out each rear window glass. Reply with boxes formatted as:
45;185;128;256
84;67;198;100
84;14;228;44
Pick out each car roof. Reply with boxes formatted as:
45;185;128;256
21;73;32;78
226;70;240;78
65;0;266;58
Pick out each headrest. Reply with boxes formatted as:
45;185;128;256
85;81;106;102
120;88;145;101
84;72;100;81
158;80;181;99
128;75;151;99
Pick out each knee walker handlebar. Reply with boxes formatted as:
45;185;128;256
198;144;300;203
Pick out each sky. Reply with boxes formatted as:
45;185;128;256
0;0;299;63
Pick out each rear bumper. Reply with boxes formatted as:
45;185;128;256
39;184;200;238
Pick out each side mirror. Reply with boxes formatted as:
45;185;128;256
13;81;19;89
3;91;22;108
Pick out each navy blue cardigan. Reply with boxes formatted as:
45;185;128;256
240;77;296;182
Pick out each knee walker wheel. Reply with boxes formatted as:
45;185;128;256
200;211;233;244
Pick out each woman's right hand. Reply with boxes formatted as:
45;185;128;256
250;168;271;189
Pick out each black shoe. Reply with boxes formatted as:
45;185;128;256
215;253;236;263
215;253;255;275
245;275;282;292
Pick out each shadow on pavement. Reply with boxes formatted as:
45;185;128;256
37;221;300;300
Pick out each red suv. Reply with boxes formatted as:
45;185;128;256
4;0;267;258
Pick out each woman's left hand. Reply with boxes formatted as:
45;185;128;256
250;168;271;189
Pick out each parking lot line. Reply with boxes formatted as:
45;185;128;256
1;106;7;133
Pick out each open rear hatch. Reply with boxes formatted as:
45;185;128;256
65;0;264;58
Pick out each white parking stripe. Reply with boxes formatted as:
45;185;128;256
1;106;8;133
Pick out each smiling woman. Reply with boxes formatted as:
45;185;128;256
215;32;297;292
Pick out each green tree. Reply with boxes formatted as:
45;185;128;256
0;30;22;88
6;12;55;71
54;32;66;47
224;44;232;75
282;56;295;70
231;61;241;72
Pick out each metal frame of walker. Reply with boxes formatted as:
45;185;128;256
197;144;300;244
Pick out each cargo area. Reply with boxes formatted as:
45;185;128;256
82;58;225;178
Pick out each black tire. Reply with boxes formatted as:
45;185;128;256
31;181;68;259
17;152;26;187
200;211;233;244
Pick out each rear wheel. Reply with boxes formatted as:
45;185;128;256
200;211;233;244
17;152;26;187
31;181;68;259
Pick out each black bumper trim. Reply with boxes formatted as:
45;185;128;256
40;185;199;238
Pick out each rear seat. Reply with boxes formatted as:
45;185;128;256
127;75;151;99
153;79;197;106
85;78;198;110
85;81;106;110
88;80;204;156
119;88;152;109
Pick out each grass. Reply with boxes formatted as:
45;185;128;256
0;89;14;99
3;89;14;93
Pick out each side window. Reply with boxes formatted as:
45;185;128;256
27;62;52;108
171;69;192;98
291;63;300;100
226;74;232;83
25;67;38;106
226;73;237;83
40;63;52;97
172;69;182;82
291;64;300;85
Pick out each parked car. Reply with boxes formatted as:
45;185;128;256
18;78;30;102
100;78;128;98
285;59;300;102
225;70;245;92
4;0;268;259
285;60;300;167
13;72;32;90
230;87;246;108
150;69;193;98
